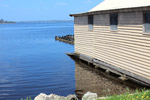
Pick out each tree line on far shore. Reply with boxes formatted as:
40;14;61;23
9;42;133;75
0;19;16;23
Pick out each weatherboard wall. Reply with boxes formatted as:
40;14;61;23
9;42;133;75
74;12;150;82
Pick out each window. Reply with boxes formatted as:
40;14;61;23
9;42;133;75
110;13;118;31
88;15;93;30
143;12;150;33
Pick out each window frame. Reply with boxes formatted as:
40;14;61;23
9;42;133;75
143;12;150;34
88;15;94;30
110;13;118;31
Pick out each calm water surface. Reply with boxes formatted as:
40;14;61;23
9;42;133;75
0;22;144;100
0;22;75;100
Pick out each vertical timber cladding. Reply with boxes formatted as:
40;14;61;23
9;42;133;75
74;11;150;82
93;12;150;80
74;16;94;58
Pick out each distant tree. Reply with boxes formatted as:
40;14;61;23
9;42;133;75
0;18;15;23
0;19;4;23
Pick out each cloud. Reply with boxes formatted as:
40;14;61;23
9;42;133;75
56;2;68;6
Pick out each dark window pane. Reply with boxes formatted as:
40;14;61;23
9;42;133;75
88;15;93;25
110;13;118;25
144;12;150;24
144;12;150;33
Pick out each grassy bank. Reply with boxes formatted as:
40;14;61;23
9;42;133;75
98;90;150;100
22;90;150;100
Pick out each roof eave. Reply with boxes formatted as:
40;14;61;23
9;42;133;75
70;6;150;17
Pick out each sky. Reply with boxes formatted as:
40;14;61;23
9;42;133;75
0;0;103;21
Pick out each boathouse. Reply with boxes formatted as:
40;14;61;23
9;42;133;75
70;0;150;85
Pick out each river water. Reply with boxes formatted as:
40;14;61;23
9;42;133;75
0;22;144;100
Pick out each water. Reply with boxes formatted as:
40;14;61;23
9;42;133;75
0;22;75;100
0;22;144;100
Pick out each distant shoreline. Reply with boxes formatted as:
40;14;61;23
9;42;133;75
0;19;16;24
0;22;16;24
18;20;74;23
0;20;74;24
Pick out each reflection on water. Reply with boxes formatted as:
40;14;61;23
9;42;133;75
74;59;145;98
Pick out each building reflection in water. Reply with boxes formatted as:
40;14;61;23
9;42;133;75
74;59;145;98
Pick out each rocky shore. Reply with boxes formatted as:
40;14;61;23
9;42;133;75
55;35;74;44
25;90;150;100
34;92;108;100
